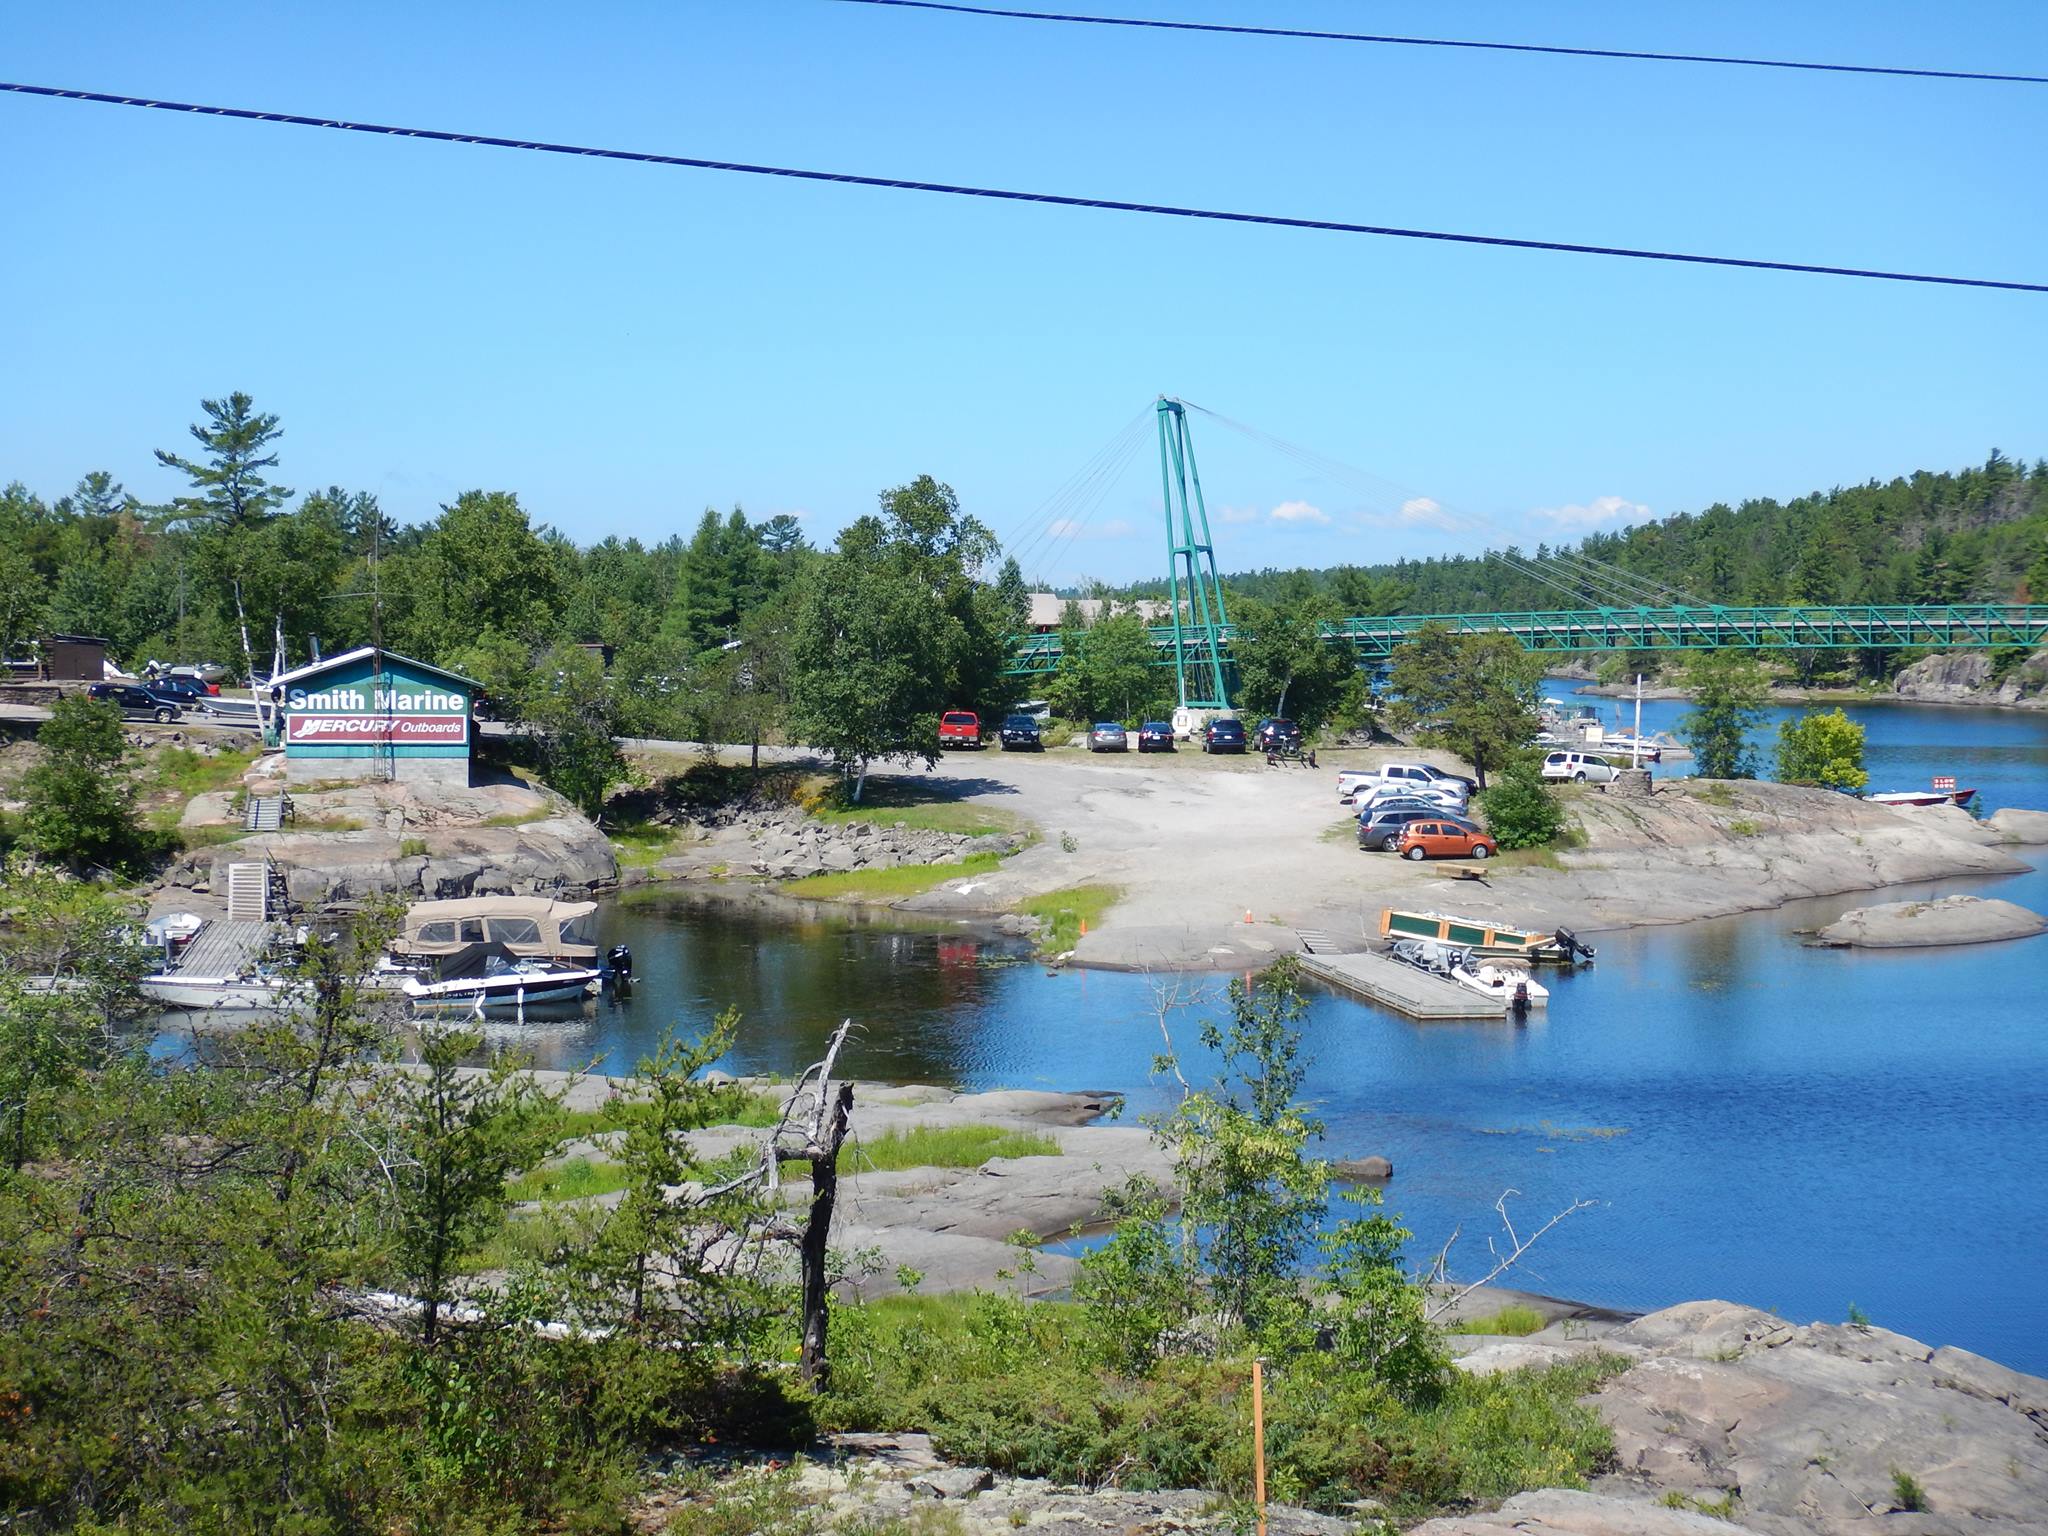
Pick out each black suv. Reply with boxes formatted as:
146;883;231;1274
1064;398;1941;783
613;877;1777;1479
142;676;209;707
1256;718;1304;751
997;714;1043;751
87;683;182;723
1203;718;1247;754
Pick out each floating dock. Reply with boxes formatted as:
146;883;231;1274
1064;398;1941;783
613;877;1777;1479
1299;950;1507;1020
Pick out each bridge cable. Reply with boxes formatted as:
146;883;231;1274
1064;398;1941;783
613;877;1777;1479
828;0;2048;87
1002;408;1148;579
3;82;2043;294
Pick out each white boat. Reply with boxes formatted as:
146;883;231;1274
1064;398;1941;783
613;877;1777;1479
1448;959;1549;1009
140;972;306;1012
1865;784;1977;809
398;956;602;1016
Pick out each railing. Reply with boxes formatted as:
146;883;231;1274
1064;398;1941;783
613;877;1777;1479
1004;603;2048;673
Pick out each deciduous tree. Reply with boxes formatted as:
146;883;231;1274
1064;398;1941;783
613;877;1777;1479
1679;650;1769;779
1775;707;1867;791
1384;624;1542;788
20;697;140;872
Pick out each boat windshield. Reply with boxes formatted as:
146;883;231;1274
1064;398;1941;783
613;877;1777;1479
559;912;594;947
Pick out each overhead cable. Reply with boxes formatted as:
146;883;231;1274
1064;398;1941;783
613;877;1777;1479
2;82;2042;294
831;0;2048;87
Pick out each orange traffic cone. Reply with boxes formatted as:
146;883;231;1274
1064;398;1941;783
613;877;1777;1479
1244;908;1254;924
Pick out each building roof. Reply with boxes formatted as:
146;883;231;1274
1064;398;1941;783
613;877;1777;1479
1025;593;1170;629
269;646;480;691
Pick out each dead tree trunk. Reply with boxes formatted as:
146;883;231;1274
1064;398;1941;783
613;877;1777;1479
798;1081;854;1388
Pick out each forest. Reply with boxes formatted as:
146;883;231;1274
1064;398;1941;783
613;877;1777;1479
1140;452;2048;620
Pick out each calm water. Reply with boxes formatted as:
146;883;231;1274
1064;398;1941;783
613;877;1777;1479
481;691;2048;1372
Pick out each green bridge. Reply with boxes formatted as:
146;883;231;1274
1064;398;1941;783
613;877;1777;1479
1005;603;2048;679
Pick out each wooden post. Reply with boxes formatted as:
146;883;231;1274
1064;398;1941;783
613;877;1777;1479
1252;1357;1268;1536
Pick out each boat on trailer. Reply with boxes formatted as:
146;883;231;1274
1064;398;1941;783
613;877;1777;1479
1379;908;1595;964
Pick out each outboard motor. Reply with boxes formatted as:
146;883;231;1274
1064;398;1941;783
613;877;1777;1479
1511;979;1531;1018
1554;927;1596;964
605;943;634;993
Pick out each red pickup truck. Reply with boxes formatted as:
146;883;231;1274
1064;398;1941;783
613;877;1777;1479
938;710;984;749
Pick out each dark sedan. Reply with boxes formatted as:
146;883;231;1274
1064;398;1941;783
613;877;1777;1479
1202;718;1247;754
1357;807;1480;852
1137;720;1175;752
87;683;182;723
997;714;1043;751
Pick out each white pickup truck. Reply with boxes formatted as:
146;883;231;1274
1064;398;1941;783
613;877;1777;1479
1335;761;1478;805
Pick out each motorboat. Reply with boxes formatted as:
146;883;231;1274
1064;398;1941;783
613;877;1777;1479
139;972;305;1011
1449;957;1549;1009
396;953;603;1016
1379;907;1596;964
1864;784;1977;809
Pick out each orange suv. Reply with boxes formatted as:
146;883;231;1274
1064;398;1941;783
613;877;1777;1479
1396;818;1497;862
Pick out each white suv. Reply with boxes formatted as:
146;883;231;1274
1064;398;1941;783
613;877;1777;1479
1541;750;1622;784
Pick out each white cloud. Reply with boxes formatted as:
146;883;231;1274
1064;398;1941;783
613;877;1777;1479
1100;519;1135;538
1399;496;1450;527
1219;504;1262;525
1532;494;1651;529
1269;499;1329;526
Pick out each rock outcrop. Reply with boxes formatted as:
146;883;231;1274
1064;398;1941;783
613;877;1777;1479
165;764;617;907
1893;648;2048;709
1590;1300;2048;1534
1812;893;2046;948
647;802;1026;885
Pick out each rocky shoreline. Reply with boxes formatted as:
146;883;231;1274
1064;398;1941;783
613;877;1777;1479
1568;645;2048;711
578;1076;2048;1536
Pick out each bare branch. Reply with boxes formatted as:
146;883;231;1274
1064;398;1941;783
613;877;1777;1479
1422;1188;1598;1321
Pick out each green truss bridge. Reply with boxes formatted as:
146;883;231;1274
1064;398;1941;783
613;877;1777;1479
1005;603;2048;679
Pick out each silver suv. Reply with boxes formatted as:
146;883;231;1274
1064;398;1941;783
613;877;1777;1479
1541;750;1621;783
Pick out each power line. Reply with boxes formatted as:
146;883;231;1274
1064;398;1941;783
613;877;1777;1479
3;81;2042;294
830;0;2048;87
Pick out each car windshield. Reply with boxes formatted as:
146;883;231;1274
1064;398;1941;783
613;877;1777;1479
1003;716;1035;728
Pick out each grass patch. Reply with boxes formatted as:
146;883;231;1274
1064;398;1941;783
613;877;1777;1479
1450;1305;1547;1337
506;1156;632;1204
398;836;428;858
1727;817;1761;836
479;807;552;828
782;850;1001;902
140;744;259;803
293;814;367;833
783;1123;1060;1181
611;821;687;869
455;1206;584;1275
806;775;1025;837
1014;884;1120;953
175;825;255;851
542;1086;785;1142
1688;780;1738;806
1493;845;1566;871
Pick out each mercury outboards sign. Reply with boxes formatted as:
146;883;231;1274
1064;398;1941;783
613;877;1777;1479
284;680;469;745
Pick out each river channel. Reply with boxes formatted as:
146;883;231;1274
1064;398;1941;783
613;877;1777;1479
506;688;2048;1372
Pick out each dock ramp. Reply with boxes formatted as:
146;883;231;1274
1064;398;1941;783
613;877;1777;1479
1299;951;1506;1020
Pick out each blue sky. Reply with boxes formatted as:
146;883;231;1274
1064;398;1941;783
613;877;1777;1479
4;1;2045;587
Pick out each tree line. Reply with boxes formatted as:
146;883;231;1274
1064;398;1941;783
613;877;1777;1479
1130;452;2048;619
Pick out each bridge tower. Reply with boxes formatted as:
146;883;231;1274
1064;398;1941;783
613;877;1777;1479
1155;397;1232;709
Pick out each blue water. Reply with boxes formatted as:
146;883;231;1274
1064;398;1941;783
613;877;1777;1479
555;690;2048;1371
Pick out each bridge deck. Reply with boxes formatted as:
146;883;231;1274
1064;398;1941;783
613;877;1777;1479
1006;603;2048;674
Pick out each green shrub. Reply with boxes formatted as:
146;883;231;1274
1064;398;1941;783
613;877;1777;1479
1450;1304;1547;1336
1477;759;1565;850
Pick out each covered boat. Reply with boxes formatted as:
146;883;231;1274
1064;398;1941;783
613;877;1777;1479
1379;907;1595;964
389;897;600;963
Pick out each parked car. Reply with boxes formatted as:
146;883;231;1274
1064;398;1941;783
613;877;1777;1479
1345;780;1468;813
997;714;1043;750
1255;718;1303;751
1356;806;1470;851
1337;762;1476;801
1396;818;1498;861
1088;721;1128;753
1353;792;1459;823
1202;718;1247;754
938;710;984;749
88;683;181;723
142;678;209;709
1541;750;1621;784
1137;721;1175;752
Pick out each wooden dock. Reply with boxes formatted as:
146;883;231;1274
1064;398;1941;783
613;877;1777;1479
1299;951;1506;1020
169;920;274;978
